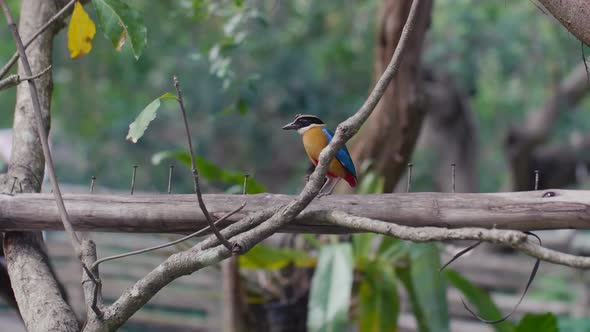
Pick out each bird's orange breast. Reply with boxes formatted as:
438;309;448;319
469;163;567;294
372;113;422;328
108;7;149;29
301;126;350;180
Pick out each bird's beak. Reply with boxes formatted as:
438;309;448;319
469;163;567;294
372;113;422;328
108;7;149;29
282;121;297;130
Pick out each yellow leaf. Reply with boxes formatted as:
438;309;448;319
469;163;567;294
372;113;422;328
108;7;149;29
68;1;96;59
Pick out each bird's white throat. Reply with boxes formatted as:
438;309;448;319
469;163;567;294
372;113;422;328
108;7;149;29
297;123;325;135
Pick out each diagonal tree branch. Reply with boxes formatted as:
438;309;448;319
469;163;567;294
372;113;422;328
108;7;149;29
230;0;424;255
82;1;424;329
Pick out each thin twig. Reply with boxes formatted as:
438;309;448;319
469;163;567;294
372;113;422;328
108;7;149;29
173;75;233;250
0;65;51;91
0;0;75;79
90;202;246;270
0;0;81;252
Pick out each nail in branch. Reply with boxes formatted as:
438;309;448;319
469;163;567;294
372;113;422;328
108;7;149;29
406;163;413;193
534;170;540;190
130;165;138;195
167;165;174;194
90;176;96;194
0;0;81;252
173;76;233;251
0;0;76;80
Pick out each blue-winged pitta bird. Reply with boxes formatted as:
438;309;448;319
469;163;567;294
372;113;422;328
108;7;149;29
282;114;357;195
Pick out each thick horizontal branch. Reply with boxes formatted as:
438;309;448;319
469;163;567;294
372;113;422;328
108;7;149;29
2;189;590;233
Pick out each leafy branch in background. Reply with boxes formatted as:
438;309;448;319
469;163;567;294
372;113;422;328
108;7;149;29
193;0;268;115
67;0;146;60
126;91;267;193
152;150;266;194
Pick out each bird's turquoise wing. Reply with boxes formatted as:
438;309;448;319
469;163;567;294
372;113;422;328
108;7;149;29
322;128;357;177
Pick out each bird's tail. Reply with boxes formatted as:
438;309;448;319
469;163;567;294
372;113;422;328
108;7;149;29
344;173;357;187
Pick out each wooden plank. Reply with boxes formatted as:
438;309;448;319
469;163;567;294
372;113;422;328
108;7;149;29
2;190;590;233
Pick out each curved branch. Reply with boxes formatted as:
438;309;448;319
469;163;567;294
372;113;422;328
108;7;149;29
316;210;590;269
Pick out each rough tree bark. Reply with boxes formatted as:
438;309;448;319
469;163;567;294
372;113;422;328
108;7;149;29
538;0;590;46
349;0;432;192
420;70;479;192
505;61;590;191
0;0;78;331
4;191;590;232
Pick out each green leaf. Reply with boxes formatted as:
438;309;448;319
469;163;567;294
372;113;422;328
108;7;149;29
151;150;267;193
358;263;399;332
352;233;374;270
377;237;405;261
308;243;354;332
400;244;449;332
159;92;177;100
515;313;558;332
444;269;514;332
126;93;176;143
92;0;147;59
239;244;316;270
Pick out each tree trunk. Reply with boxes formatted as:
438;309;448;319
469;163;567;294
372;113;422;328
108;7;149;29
0;0;78;331
420;70;479;193
349;0;433;192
